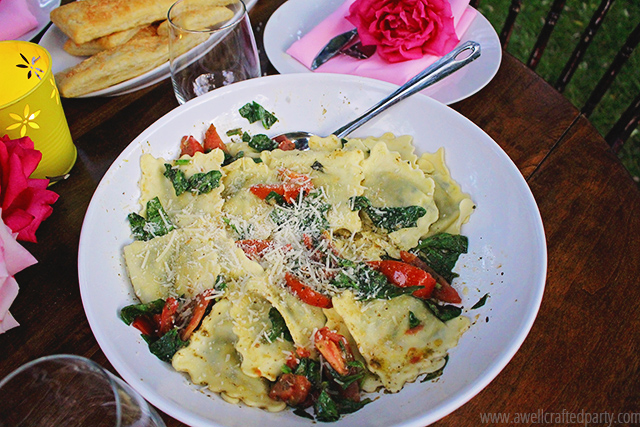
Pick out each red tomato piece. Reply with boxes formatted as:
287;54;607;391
180;135;205;157
399;251;461;303
314;327;353;376
249;184;285;200
368;260;437;299
236;239;274;257
284;272;332;309
158;297;179;335
132;317;156;336
269;373;312;406
180;289;215;341
274;135;296;151
279;169;314;203
203;124;227;152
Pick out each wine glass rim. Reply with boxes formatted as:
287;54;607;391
0;354;124;427
167;0;248;34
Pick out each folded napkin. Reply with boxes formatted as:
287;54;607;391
0;210;37;334
287;0;477;87
0;0;39;41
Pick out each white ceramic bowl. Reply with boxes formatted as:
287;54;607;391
78;73;546;427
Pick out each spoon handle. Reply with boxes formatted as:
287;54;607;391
332;40;481;139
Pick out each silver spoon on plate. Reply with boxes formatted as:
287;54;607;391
273;41;481;149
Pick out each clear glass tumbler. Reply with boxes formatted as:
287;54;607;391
0;354;166;427
168;0;261;104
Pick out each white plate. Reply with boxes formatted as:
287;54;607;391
19;0;60;42
263;0;501;105
40;0;258;97
78;73;546;427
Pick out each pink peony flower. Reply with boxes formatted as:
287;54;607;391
0;135;59;243
346;0;459;63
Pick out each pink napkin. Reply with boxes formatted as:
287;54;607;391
287;0;477;87
0;211;37;333
0;0;39;41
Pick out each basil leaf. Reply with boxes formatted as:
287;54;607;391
472;293;489;309
238;101;278;129
414;233;468;282
294;357;322;387
128;197;175;241
248;134;278;151
408;311;421;329
336;397;372;414
266;307;293;343
314;389;340;422
148;328;189;362
349;196;426;231
127;212;148;241
120;298;165;325
424;299;462;322
421;355;449;382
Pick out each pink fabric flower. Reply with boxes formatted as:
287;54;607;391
0;135;59;243
346;0;459;63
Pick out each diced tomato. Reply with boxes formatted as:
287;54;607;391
279;169;314;203
368;260;437;299
302;234;314;250
274;135;296;151
132;316;156;337
296;346;311;359
236;239;274;257
399;251;461;303
203;124;227;152
269;373;312;406
314;327;353;376
180;135;205;157
249;184;285;200
285;346;311;370
180;289;215;341
158;297;179;336
284;272;332;309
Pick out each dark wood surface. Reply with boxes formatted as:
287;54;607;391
2;0;639;425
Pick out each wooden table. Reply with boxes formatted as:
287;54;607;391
2;0;639;425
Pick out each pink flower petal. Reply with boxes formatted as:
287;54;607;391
0;276;19;320
0;311;19;334
0;214;37;274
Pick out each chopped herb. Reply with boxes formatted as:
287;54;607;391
294;357;322;387
314;389;340;422
421;355;449;382
252;157;263;163
471;293;489;309
222;217;242;237
242;131;251;143
266;307;293;342
127;197;175;241
248;133;278;151
350;196;426;232
222;150;244;166
120;299;165;325
336;397;372;414
174;158;191;165
281;364;293;374
332;261;421;301
414;233;468;282
147;328;189;362
214;275;227;292
265;190;286;205
238;101;278;129
163;164;222;196
408;311;421;329
423;299;462;322
226;128;243;136
269;191;330;234
340;138;348;146
311;160;324;172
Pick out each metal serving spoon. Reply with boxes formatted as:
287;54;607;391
274;41;481;149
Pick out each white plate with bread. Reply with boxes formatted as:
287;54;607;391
41;0;258;98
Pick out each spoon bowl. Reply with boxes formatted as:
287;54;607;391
273;41;481;148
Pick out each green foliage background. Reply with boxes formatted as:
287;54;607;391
475;0;640;182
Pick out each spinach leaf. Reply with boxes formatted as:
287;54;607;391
120;299;165;325
248;133;278;151
239;101;278;129
163;164;222;196
336;397;372;414
414;233;468;282
127;197;175;241
147;328;189;362
294;357;322;387
222;150;244;166
471;293;489;309
293;408;315;420
314;389;340;422
423;299;462;322
408;311;421;329
266;307;293;342
349;196;426;232
332;261;421;301
421;355;449;382
242;131;251;143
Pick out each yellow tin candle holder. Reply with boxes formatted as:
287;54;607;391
0;40;76;180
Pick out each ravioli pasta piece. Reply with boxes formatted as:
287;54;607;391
360;142;439;251
248;275;326;354
172;299;287;412
417;148;475;236
228;283;294;381
332;291;469;392
138;150;225;227
344;133;417;163
261;148;366;233
307;135;342;151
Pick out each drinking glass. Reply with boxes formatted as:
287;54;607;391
168;0;261;104
0;354;166;427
